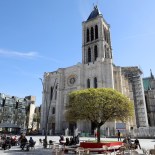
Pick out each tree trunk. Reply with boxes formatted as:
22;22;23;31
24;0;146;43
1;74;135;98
97;125;101;143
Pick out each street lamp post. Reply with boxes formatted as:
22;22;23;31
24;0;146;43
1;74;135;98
39;77;57;148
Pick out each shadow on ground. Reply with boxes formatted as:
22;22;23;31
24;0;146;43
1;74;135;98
4;148;53;155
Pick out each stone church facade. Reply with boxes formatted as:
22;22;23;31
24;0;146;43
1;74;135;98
143;70;155;127
40;6;148;135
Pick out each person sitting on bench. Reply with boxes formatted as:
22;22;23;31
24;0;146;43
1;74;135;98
20;136;28;150
29;137;35;148
65;137;70;146
59;135;64;145
39;139;42;145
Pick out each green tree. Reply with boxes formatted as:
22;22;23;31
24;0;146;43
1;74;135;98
66;88;134;142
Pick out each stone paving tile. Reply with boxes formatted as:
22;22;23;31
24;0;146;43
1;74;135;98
0;136;154;154
0;147;53;155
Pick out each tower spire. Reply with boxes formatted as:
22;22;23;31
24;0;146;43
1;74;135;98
150;69;154;79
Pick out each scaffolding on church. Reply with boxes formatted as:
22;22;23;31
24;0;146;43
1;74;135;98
121;67;148;128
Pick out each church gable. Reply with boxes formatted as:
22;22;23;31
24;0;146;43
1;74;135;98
63;65;80;89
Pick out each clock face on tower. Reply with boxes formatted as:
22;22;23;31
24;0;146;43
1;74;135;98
67;75;77;86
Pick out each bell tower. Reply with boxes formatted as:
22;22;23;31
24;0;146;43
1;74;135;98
82;6;114;89
82;6;112;64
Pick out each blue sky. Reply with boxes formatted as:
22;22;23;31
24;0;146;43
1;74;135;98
0;0;155;106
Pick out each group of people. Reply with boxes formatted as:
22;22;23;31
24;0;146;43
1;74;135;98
0;135;11;150
10;135;18;146
0;134;36;150
122;136;141;149
59;135;79;146
117;130;141;149
18;134;35;150
0;135;19;150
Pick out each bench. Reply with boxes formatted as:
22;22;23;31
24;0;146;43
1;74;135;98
64;147;112;154
142;148;149;155
21;143;30;151
63;145;79;153
21;141;36;151
29;141;36;150
44;141;54;148
42;140;56;148
56;145;120;155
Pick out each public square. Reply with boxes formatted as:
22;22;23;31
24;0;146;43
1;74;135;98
0;136;154;155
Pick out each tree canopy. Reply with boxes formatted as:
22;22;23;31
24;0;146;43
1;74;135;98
66;88;134;123
65;88;134;142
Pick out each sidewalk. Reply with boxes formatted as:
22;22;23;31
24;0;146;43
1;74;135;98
0;145;53;155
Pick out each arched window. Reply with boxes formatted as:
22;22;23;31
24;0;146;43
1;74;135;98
104;45;106;58
87;28;89;42
87;79;90;88
106;51;109;58
95;25;98;39
104;29;107;42
55;84;58;100
52;107;55;114
88;47;91;63
91;27;94;41
2;98;6;107
94;77;97;88
50;86;53;100
94;45;98;61
105;48;110;58
107;31;110;44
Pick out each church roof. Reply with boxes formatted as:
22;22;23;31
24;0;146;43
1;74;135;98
143;77;151;91
143;70;155;91
87;5;102;21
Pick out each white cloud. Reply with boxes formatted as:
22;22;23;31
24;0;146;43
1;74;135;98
0;48;62;63
0;49;38;58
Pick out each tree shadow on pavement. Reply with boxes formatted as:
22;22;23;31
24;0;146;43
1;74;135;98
4;148;52;155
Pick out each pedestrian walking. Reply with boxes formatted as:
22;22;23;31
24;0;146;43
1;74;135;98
134;138;141;149
117;130;121;141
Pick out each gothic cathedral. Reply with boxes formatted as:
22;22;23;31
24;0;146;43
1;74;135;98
41;6;148;135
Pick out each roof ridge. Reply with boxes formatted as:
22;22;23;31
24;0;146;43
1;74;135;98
87;5;102;21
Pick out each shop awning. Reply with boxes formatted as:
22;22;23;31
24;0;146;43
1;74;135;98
0;123;20;128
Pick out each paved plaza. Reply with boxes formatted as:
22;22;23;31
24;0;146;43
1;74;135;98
0;136;155;155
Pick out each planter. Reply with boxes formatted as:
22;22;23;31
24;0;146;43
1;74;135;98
80;141;123;148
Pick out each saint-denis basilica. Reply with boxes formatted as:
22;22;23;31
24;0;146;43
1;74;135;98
41;6;148;136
